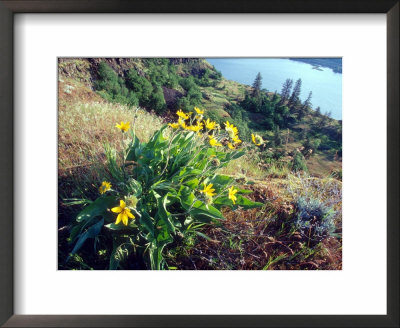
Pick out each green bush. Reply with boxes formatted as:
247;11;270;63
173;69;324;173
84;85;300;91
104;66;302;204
292;150;308;172
125;69;153;106
149;86;166;113
303;137;321;154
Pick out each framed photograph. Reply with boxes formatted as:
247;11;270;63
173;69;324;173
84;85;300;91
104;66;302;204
1;1;398;327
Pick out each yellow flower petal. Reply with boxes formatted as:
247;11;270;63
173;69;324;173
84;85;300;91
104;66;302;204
116;121;130;132
194;107;204;114
111;206;122;213
122;212;129;226
119;200;126;209
168;122;180;129
176;109;189;120
115;213;123;224
126;210;135;219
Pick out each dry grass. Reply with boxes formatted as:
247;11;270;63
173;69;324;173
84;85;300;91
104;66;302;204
59;100;164;173
219;153;266;180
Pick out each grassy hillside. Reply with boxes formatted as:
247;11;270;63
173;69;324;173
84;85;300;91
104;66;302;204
58;58;342;270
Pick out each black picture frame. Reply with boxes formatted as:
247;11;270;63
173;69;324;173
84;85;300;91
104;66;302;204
0;1;398;327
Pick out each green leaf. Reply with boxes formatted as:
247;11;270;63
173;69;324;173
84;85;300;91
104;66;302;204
213;196;234;207
126;131;141;161
76;196;116;223
67;218;104;262
184;178;199;189
68;221;86;244
63;198;92;206
194;231;213;241
128;179;142;196
139;210;154;237
155;193;175;234
229;150;245;161
146;125;168;150
178;186;195;208
105;221;138;230
233;195;263;209
189;200;225;221
208;174;234;189
237;188;253;195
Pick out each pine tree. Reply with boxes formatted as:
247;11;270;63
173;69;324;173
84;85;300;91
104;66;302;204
303;91;312;110
289;78;302;106
280;78;293;103
252;72;262;97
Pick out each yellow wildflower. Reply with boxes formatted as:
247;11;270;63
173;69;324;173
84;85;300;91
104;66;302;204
251;133;264;146
194;107;204;115
232;135;242;144
178;117;187;129
204;118;216;131
115;121;130;132
227;142;235;150
168;122;180;129
225;121;238;139
99;181;112;194
200;183;216;197
176;109;189;120
228;186;238;204
208;135;222;147
111;200;135;226
187;121;204;132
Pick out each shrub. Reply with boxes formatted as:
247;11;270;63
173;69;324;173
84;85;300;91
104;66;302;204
294;196;336;245
176;96;192;111
149;86;166;113
125;69;153;107
292;150;308;172
304;137;321;150
179;76;197;91
67;109;262;270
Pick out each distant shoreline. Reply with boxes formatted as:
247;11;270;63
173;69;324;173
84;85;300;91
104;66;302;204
289;58;342;74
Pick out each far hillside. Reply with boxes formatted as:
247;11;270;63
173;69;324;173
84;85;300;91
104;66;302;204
289;58;342;73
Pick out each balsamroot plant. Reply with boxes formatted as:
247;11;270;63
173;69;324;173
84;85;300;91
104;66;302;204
68;108;262;269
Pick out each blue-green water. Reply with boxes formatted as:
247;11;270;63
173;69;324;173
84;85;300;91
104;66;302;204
206;58;342;120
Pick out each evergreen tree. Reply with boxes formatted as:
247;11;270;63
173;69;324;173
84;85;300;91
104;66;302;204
289;78;302;106
252;72;263;97
280;78;293;103
315;106;321;115
303;91;312;110
271;91;278;102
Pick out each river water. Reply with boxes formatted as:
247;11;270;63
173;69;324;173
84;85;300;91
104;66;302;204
206;58;342;120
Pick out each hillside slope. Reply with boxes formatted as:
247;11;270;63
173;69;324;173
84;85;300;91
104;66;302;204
58;59;342;270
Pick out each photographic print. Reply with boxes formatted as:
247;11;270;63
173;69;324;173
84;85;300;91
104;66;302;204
58;58;342;270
